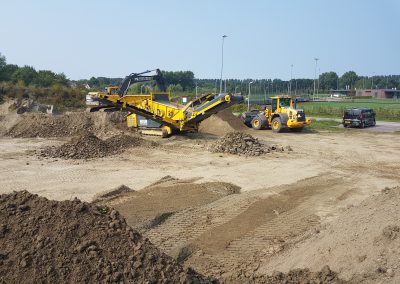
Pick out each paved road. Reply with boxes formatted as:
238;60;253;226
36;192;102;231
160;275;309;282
310;117;400;133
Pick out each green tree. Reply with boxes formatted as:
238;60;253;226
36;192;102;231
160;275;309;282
0;52;6;70
11;65;37;85
0;64;18;81
88;77;100;87
34;70;56;87
340;71;358;89
54;73;68;86
319;72;338;91
0;52;8;81
167;84;183;93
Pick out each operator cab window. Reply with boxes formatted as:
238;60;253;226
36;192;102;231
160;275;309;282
272;100;277;112
280;98;291;108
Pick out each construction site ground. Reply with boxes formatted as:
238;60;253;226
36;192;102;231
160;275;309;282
1;110;400;282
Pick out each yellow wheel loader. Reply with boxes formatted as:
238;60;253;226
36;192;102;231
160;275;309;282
241;96;311;132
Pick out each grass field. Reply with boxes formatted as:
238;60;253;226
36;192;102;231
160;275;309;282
304;119;345;133
298;99;400;121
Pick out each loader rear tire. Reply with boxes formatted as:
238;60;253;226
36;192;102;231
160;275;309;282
251;117;263;130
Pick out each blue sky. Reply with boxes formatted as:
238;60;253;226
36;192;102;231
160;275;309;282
0;0;399;80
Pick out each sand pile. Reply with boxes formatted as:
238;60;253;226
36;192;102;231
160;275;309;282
222;265;345;283
97;177;242;232
92;185;135;203
0;191;211;283
6;112;125;138
209;132;291;156
199;109;247;136
261;186;400;283
40;133;156;159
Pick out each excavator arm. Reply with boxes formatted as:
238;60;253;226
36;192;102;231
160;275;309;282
117;69;166;96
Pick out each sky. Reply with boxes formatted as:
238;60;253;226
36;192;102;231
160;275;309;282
0;0;399;80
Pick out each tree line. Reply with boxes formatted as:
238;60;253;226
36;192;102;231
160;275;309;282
0;52;82;109
0;53;68;87
2;51;400;103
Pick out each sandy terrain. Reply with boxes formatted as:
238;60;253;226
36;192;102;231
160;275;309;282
1;110;400;282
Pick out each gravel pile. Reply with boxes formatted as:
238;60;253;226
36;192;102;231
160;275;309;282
0;191;212;283
40;133;156;160
209;132;291;156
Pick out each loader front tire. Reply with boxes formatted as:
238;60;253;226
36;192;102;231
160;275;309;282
272;117;283;133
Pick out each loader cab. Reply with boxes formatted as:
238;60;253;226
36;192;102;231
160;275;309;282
271;96;293;113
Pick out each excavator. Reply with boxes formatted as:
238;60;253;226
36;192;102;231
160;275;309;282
241;96;311;132
86;69;243;137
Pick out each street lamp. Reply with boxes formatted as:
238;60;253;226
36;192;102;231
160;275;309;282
219;35;227;94
371;72;375;89
290;64;293;96
248;81;254;111
313;58;319;100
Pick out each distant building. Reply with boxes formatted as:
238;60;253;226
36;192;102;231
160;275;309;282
355;89;400;99
329;89;355;97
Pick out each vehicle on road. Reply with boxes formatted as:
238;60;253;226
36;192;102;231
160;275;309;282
342;108;376;128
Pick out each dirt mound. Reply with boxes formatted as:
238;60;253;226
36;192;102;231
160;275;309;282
199;109;247;136
0;191;211;283
92;185;135;203
6;112;125;138
98;177;241;232
40;133;156;159
222;265;345;283
209;132;291;156
260;186;400;283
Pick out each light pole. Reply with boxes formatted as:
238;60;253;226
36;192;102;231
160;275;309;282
371;72;375;89
141;85;145;94
290;64;293;96
219;35;227;94
195;82;198;98
313;58;319;101
317;68;320;97
247;81;254;111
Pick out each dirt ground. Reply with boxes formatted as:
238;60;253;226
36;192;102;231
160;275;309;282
1;110;400;282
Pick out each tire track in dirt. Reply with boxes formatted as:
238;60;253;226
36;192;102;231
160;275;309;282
143;191;262;257
184;175;344;273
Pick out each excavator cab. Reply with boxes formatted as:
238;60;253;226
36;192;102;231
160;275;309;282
106;87;119;95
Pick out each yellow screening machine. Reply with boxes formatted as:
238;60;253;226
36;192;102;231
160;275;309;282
86;69;243;137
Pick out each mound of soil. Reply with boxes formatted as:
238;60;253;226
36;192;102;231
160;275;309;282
261;186;400;283
98;177;242;231
0;191;211;283
199;109;247;136
40;133;156;160
209;132;291;156
222;265;345;283
7;112;126;138
92;185;135;203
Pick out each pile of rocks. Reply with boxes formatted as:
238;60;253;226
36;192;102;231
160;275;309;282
209;132;291;156
40;133;157;160
0;191;212;283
